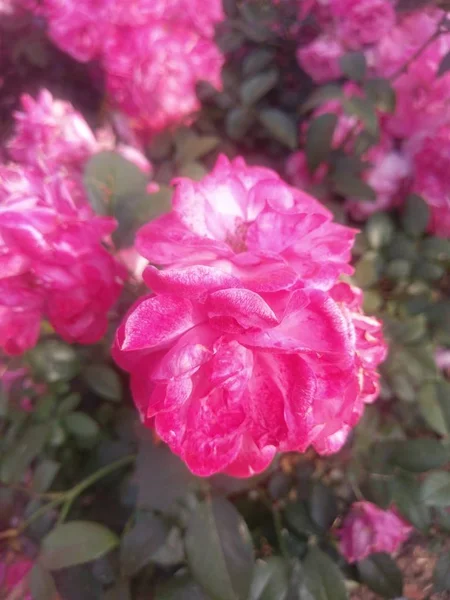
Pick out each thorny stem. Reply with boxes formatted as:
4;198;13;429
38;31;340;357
0;454;135;539
259;489;290;559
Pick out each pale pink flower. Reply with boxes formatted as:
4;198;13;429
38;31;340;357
8;90;99;173
0;166;124;354
339;502;412;563
102;22;223;136
137;155;356;292
331;0;396;51
406;121;450;238
385;42;450;139
29;0;224;136
372;9;445;77
297;35;344;83
345;149;411;221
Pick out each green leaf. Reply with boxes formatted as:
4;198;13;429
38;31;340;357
438;50;450;77
83;151;147;214
422;237;450;261
366;213;395;249
155;574;209;599
226;107;254;140
357;553;403;599
249;557;289;600
103;579;132;600
185;497;254;600
353;254;381;288
259;109;297;149
305;113;338;172
390;439;450;472
391;473;431;530
136;438;195;512
340;52;367;82
301;85;343;113
401;194;430;237
364;78;396;113
29;563;58;600
285;559;314;600
178;162;208;181
57;393;81;415
285;502;319;537
385;259;412;281
304;546;348;600
41;521;119;570
421;472;450;507
33;459;60;493
434;552;450;592
342;96;379;137
0;424;50;484
243;49;275;76
240;70;278;105
308;483;338;531
332;173;376;202
120;513;168;577
174;130;220;165
83;365;122;402
28;340;79;383
63;412;99;439
418;380;450;436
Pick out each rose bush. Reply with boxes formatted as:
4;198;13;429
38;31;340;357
0;1;449;599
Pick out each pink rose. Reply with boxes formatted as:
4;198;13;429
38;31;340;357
137;155;356;292
113;269;381;476
331;0;396;50
0;166;124;354
406;121;450;238
102;22;223;136
297;35;344;83
114;159;386;476
339;502;412;563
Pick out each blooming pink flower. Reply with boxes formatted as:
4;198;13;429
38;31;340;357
345;149;411;221
297;35;344;83
102;22;223;136
114;160;385;477
8;90;99;173
339;502;412;563
406;121;450;238
0;166;124;354
30;0;224;136
113;270;372;476
385;43;450;139
137;155;356;292
0;557;33;600
372;8;445;77
331;0;396;51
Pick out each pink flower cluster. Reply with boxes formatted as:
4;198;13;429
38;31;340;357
292;2;450;236
339;501;412;563
0;91;128;355
30;0;224;137
113;155;387;477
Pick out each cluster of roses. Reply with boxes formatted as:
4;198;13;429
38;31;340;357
0;90;153;355
291;1;450;237
113;154;387;477
23;0;224;137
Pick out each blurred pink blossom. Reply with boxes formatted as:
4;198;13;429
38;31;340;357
339;501;412;563
0;557;33;600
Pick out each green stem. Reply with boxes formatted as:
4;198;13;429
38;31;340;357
58;454;135;523
272;505;289;560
